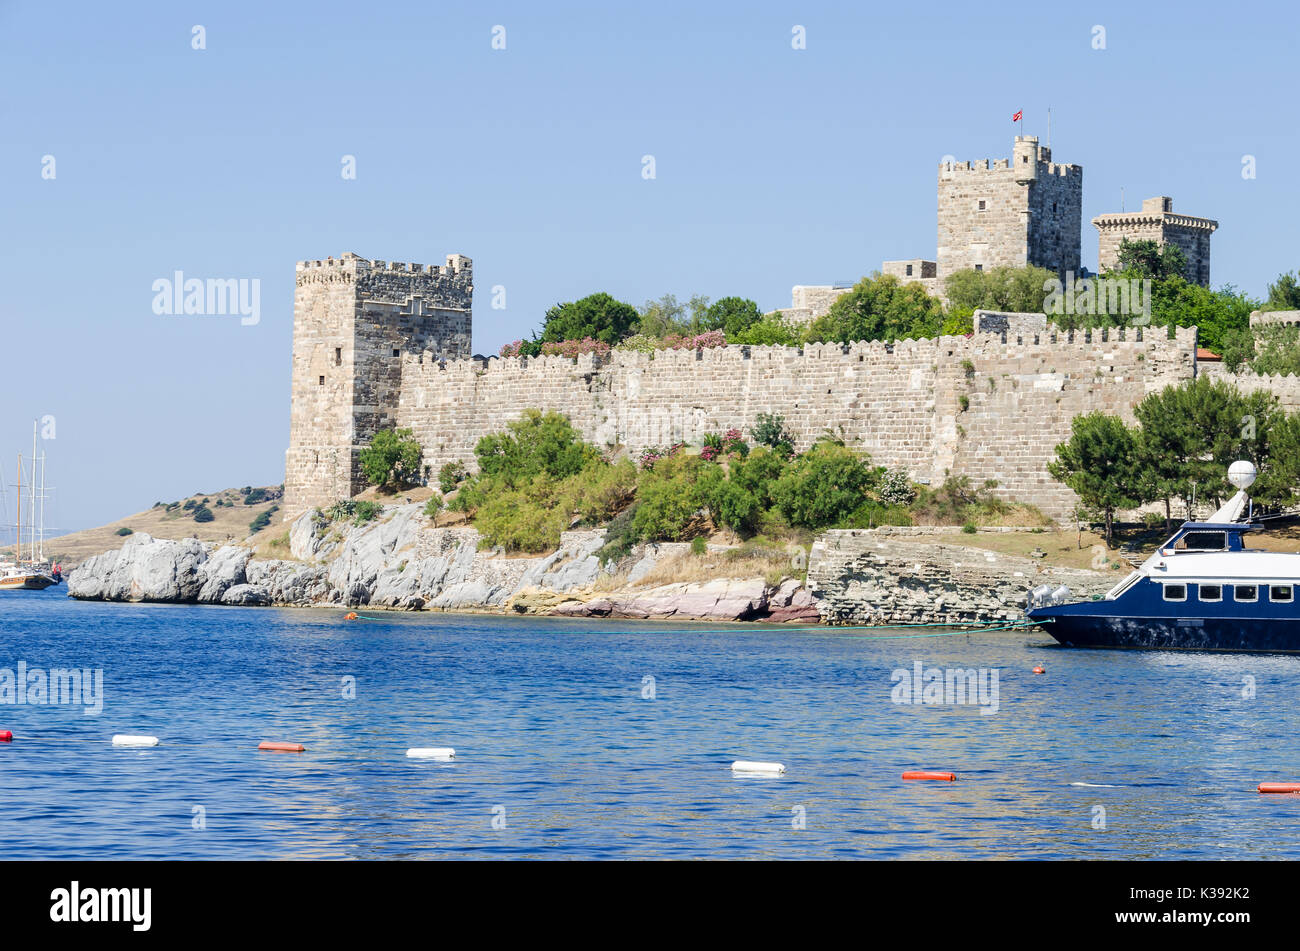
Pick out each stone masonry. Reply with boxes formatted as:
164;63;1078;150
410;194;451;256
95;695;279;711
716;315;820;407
935;135;1082;280
284;251;473;515
1092;197;1217;286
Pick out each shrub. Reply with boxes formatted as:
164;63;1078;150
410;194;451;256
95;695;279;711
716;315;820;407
639;442;685;469
770;444;878;529
731;446;788;507
243;487;268;505
423;494;444;518
539;337;612;358
962;522;977;534
325;498;356;521
596;505;641;566
359;428;423;488
690;536;708;555
248;510;273;534
115;527;133;537
192;504;214;523
474;410;600;487
702;477;761;535
632;455;709;541
878;468;916;506
750;413;794;452
353;501;382;525
439;461;467;494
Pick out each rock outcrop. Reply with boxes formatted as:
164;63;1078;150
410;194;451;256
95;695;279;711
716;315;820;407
67;505;814;621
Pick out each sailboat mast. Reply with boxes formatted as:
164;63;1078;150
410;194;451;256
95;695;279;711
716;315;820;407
15;453;20;565
29;422;37;563
38;449;46;562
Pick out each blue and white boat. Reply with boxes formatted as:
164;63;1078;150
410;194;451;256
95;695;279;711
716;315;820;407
1026;461;1300;653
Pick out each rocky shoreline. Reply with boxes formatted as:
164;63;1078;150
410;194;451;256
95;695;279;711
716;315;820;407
65;504;1115;626
66;504;820;623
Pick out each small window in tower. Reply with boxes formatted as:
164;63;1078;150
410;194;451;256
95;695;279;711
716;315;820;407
978;200;986;211
335;348;341;366
1053;202;1057;213
393;348;400;357
906;264;913;276
1022;155;1028;163
318;375;325;386
974;264;983;272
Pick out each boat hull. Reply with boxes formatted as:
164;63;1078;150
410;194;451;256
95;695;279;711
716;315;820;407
1029;610;1300;654
0;574;58;591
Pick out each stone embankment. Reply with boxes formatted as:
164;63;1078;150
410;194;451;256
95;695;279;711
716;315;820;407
807;530;1114;625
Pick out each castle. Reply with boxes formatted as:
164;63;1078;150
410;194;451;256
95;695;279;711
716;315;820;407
784;136;1215;323
283;138;1240;523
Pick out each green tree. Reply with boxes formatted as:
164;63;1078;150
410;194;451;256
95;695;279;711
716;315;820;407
943;265;1056;314
473;410;601;487
1047;412;1143;546
700;296;763;336
359;428;423;488
1261;271;1300;312
1110;239;1187;281
730;312;801;346
537;292;639;347
635;294;689;338
770;443;878;528
1133;377;1283;523
805;273;943;344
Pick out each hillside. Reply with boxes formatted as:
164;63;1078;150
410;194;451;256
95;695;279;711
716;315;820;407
4;486;285;568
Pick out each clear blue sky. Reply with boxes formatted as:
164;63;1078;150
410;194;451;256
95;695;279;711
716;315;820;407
3;0;1296;534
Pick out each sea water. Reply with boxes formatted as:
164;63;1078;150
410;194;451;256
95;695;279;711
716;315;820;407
1;589;1297;859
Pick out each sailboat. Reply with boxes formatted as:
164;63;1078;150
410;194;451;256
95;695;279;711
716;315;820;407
0;421;59;591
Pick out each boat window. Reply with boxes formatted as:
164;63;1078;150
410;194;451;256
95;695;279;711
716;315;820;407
1270;585;1293;603
1175;532;1228;551
1199;584;1223;602
1163;584;1187;602
1234;584;1258;603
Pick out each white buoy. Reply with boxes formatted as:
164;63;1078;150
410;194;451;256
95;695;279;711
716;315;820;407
406;747;455;760
732;760;785;775
112;735;159;748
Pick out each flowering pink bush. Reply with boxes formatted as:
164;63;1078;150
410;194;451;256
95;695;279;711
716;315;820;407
499;340;525;357
540;337;611;358
639;442;686;469
659;331;726;350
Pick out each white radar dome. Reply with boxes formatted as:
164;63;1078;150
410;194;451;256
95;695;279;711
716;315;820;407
1228;460;1257;490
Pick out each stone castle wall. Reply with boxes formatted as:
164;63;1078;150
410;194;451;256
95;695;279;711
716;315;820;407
377;326;1197;522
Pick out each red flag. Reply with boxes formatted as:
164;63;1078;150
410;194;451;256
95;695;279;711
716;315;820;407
1012;110;1023;122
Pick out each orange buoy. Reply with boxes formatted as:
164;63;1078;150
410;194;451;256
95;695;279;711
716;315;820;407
258;741;305;752
1033;666;1046;674
344;612;358;620
1258;782;1300;794
0;730;11;742
903;770;956;782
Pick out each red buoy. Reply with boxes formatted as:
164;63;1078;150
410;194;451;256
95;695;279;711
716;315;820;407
258;741;305;752
0;730;11;742
1258;782;1300;794
1033;666;1046;674
344;612;358;620
903;770;956;782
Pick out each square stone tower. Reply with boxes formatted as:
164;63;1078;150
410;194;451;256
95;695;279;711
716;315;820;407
936;136;1082;280
1092;197;1217;285
284;251;473;516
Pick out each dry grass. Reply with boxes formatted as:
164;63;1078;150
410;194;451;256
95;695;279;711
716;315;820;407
926;528;1125;572
23;486;285;568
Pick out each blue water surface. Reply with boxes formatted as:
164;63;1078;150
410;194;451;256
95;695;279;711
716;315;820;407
1;589;1297;859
